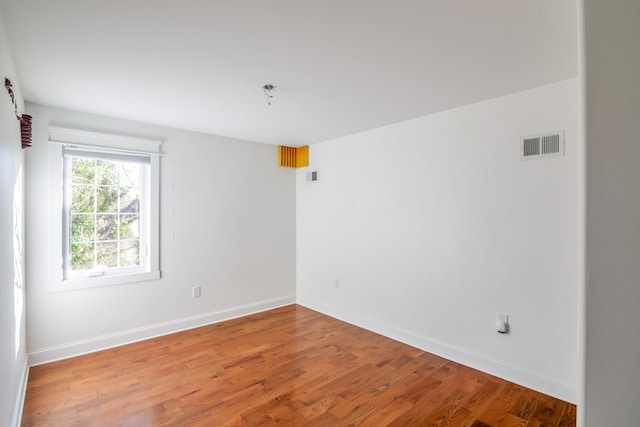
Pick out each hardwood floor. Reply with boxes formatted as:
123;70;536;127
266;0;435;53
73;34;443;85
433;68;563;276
22;305;575;426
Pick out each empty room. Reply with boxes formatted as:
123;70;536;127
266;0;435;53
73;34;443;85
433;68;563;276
1;1;639;426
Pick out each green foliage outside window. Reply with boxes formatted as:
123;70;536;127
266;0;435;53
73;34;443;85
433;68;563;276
69;158;141;271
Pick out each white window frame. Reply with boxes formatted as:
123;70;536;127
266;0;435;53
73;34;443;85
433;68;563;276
49;127;162;291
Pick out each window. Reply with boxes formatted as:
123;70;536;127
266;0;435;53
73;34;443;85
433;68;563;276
63;148;148;278
50;127;161;289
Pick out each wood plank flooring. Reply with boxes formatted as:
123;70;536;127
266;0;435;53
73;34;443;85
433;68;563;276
22;304;576;426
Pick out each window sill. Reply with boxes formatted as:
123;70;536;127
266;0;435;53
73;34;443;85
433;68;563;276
53;270;161;292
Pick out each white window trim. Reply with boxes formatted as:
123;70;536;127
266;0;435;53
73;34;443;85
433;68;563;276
49;126;162;291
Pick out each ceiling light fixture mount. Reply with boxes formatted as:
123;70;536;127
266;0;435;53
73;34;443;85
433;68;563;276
262;84;275;106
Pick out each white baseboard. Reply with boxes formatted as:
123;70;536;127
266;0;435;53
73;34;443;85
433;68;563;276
12;354;29;427
28;295;296;366
297;296;577;404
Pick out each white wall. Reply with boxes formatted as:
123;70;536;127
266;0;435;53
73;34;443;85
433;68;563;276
584;1;640;425
25;103;296;364
297;79;580;402
0;11;28;427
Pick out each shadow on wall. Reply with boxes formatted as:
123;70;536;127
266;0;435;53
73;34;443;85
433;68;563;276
12;164;24;360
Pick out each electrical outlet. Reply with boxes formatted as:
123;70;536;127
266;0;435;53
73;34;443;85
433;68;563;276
496;313;509;334
192;286;201;298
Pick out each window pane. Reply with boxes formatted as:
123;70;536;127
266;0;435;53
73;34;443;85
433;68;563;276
71;242;94;271
119;187;140;213
119;163;141;187
96;214;117;241
96;242;118;268
96;160;118;185
71;185;94;213
96;186;119;213
120;214;139;239
71;158;95;185
119;241;140;267
64;147;153;281
71;214;94;243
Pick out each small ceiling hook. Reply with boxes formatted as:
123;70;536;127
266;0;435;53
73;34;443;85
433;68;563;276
262;84;275;106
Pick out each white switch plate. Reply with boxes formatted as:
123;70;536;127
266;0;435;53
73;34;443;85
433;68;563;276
192;286;201;298
496;313;509;334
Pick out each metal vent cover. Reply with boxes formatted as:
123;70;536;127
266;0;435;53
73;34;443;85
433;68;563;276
521;130;564;159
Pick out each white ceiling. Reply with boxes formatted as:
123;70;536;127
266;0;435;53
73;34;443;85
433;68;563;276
0;1;577;146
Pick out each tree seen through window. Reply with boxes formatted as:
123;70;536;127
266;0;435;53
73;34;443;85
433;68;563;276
69;157;141;271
